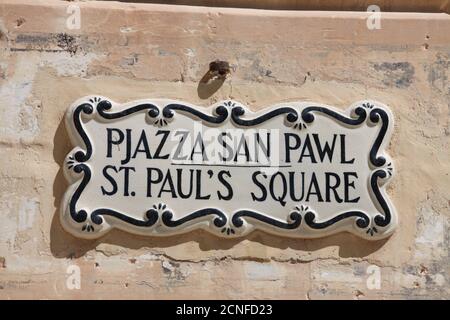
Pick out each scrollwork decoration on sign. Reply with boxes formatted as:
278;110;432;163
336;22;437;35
61;96;396;240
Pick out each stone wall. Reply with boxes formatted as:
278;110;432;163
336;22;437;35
0;0;448;299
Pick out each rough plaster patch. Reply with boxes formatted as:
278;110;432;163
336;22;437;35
385;267;447;294
87;254;139;273
183;48;196;57
162;260;176;273
0;193;18;252
0;192;40;255
312;262;367;284
162;260;191;281
244;262;280;281
0;58;37;142
415;207;445;245
93;243;127;257
119;53;139;67
4;255;56;274
426;54;449;94
17;197;38;231
0;62;7;79
136;253;160;262
0;51;100;142
373;62;415;88
41;52;102;77
414;203;447;262
119;27;135;33
0;19;10;45
431;273;446;286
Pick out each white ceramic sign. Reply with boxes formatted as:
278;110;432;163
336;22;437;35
62;96;397;240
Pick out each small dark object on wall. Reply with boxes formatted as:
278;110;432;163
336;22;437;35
207;60;231;80
198;60;233;98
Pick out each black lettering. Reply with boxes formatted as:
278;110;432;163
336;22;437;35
340;134;355;164
251;171;267;202
255;132;271;162
284;133;301;163
313;133;337;163
154;130;170;159
146;168;163;197
122;129;132;165
270;172;288;207
325;172;342;203
119;166;135;196
106;128;124;158
233;135;251;163
130;129;151;163
299;134;317;163
344;172;360;202
176;168;194;199
305;172;323;202
195;170;210;199
190;133;208;161
217;170;233;200
158;170;177;198
101;165;118;196
218;132;233;162
173;131;189;161
289;171;305;201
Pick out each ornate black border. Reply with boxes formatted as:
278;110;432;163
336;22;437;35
64;98;394;238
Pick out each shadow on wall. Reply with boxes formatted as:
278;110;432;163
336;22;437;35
197;76;225;99
197;62;228;99
50;116;389;259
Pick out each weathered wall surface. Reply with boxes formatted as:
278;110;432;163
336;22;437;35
0;0;448;299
